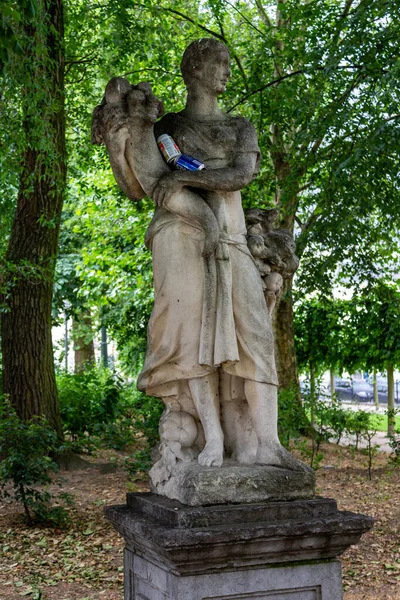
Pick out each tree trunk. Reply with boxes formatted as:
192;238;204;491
72;311;95;372
101;326;108;368
310;361;316;411
387;365;395;437
273;275;299;391
373;368;379;409
1;0;65;437
330;369;335;403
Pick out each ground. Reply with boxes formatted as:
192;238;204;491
0;443;399;600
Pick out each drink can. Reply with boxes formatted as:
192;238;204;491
175;154;205;171
157;134;181;163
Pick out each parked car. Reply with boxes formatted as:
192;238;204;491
351;381;373;403
376;383;400;405
331;379;353;402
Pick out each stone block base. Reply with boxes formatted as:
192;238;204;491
125;549;342;599
105;493;373;600
151;459;315;506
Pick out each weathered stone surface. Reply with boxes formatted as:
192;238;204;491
124;549;343;599
148;459;315;506
105;493;373;599
126;493;335;528
105;494;373;575
93;39;303;499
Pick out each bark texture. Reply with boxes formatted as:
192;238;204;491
387;365;395;437
72;312;95;372
272;275;298;391
1;0;65;436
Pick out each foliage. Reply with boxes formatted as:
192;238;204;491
388;431;400;464
129;392;164;449
57;366;163;453
294;297;347;376
342;283;400;374
57;366;124;438
0;401;72;526
53;0;400;380
123;449;153;477
278;387;309;447
2;0;400;403
344;410;372;452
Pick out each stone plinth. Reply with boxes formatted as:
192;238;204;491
151;460;315;506
105;493;373;600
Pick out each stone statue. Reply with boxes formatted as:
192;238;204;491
92;38;311;504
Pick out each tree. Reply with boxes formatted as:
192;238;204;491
3;0;399;413
1;0;65;435
343;284;400;436
55;0;400;395
294;296;346;401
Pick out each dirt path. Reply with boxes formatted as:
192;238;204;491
0;444;399;599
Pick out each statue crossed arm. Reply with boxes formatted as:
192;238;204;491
92;39;302;491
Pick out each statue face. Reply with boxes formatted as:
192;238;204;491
198;50;231;95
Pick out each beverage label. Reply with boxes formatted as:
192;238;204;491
157;134;181;163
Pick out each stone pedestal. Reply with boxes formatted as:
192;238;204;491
105;493;373;600
151;460;315;506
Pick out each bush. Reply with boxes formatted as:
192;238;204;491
57;367;164;453
129;392;164;448
345;411;371;450
0;401;72;526
57;366;124;438
278;387;309;447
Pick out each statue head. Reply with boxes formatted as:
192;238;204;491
180;38;230;95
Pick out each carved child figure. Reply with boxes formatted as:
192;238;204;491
92;77;221;258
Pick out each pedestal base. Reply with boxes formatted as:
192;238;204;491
151;459;315;506
105;493;373;600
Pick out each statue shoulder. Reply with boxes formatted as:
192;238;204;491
232;115;259;148
154;112;181;138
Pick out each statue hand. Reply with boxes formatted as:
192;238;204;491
127;87;164;125
153;172;183;207
100;103;131;145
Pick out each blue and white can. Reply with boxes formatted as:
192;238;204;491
157;134;205;171
175;154;205;171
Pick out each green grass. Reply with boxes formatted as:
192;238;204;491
367;413;400;433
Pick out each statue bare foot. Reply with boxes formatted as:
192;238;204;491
234;445;257;465
255;442;307;471
198;440;224;467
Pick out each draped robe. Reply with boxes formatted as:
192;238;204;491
137;112;278;401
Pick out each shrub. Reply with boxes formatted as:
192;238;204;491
57;366;124;438
0;401;72;526
388;433;400;463
129;391;164;448
345;411;371;450
278;386;309;447
57;368;164;453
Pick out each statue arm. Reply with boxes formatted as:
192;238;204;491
105;131;147;201
177;151;257;191
152;151;257;207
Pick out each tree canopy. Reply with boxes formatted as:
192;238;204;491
1;0;399;405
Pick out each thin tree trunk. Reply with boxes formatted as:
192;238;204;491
1;0;65;437
330;369;336;403
101;326;108;368
72;311;95;372
373;368;379;409
387;365;395;436
310;361;316;421
273;275;299;391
